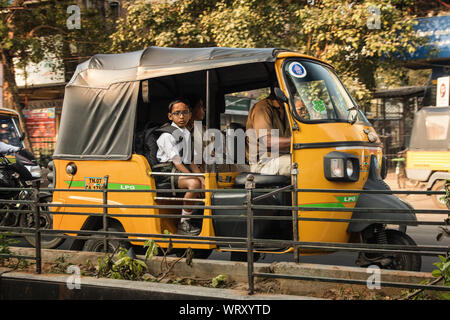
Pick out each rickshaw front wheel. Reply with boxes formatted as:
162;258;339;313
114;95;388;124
358;229;421;272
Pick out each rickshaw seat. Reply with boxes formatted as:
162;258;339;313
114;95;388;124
234;172;291;188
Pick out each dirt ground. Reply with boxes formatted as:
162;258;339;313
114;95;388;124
1;257;443;300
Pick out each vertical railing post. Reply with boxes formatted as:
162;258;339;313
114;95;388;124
33;181;42;274
102;175;109;254
291;163;299;263
245;174;255;295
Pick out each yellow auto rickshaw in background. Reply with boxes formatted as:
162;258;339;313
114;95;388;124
0;108;24;153
406;106;450;209
48;47;421;271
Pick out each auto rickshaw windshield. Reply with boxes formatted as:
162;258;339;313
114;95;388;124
284;59;369;124
0;115;23;147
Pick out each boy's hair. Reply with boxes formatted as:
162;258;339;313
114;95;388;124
168;98;191;113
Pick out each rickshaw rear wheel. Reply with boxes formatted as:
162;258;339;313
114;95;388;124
359;228;421;272
82;227;130;253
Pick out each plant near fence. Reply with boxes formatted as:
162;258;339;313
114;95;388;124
96;237;194;282
434;181;450;300
97;247;147;281
94;239;228;288
0;232;29;270
0;232;15;266
403;181;450;300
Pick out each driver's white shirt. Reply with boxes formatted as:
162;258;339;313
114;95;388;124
0;141;20;154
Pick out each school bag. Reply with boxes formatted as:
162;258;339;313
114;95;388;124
134;122;184;168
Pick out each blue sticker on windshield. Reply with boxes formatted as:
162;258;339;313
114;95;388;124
288;62;307;78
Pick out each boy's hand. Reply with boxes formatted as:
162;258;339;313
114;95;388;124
199;176;206;188
198;176;206;197
173;161;190;174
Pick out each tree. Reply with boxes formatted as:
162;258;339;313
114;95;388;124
111;0;426;106
291;0;428;102
110;0;293;51
0;0;113;150
110;0;217;52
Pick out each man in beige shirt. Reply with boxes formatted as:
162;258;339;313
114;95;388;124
246;94;291;176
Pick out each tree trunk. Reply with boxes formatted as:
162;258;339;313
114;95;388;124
1;49;33;152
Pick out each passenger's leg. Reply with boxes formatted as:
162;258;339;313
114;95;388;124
176;177;202;235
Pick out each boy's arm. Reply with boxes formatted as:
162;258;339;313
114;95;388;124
172;155;191;173
189;163;202;173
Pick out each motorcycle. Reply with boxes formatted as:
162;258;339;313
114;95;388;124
0;149;63;249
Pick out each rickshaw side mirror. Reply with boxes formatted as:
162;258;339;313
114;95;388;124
348;108;358;125
274;87;288;104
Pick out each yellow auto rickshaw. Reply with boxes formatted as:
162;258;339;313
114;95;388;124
49;47;421;271
406;106;450;209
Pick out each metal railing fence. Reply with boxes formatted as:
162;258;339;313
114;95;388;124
0;172;449;296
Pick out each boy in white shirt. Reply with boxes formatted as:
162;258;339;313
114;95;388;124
156;98;205;235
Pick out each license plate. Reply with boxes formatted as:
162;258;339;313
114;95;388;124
84;177;105;190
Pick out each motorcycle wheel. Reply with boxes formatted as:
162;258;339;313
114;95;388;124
20;196;64;249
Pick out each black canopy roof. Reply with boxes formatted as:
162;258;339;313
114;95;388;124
69;47;286;88
54;47;295;160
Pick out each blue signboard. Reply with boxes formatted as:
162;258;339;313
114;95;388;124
408;15;450;61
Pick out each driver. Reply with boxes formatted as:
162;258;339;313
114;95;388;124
246;88;291;176
0;141;22;154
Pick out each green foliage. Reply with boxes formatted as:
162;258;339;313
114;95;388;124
0;232;18;265
110;0;426;106
98;247;148;281
143;239;159;262
110;0;216;52
431;255;450;300
211;274;226;288
432;255;450;285
0;232;29;269
50;255;72;274
292;0;427;103
1;1;113;72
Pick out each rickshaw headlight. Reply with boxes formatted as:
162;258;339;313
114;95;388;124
324;151;359;182
346;160;354;177
330;159;344;178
